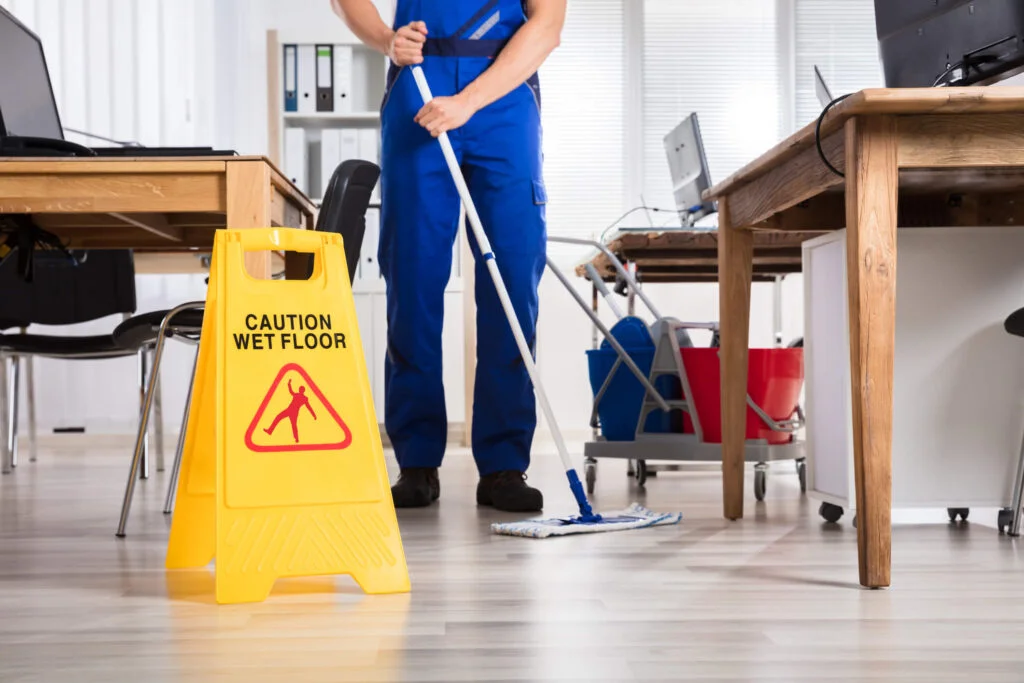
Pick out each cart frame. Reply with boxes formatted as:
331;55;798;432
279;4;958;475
547;235;806;499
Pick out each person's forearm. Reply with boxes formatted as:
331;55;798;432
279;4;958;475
460;17;561;111
331;0;393;56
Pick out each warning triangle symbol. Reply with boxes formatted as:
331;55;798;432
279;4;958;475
244;363;353;453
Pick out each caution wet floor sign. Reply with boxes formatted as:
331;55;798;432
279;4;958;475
165;228;409;604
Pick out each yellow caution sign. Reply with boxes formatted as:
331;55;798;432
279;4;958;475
166;228;410;604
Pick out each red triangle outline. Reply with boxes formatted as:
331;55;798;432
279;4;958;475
244;362;353;452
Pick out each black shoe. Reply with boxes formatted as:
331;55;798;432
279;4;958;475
390;467;440;508
476;471;543;512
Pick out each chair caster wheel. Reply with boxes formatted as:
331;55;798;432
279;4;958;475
998;508;1014;534
819;502;843;524
947;507;969;523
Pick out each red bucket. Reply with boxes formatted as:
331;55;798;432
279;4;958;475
677;348;803;444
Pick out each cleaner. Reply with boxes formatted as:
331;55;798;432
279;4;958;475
330;0;566;513
412;66;682;538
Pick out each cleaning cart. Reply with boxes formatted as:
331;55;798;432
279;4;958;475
547;236;806;501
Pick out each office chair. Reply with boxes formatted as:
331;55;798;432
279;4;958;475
115;159;381;535
0;249;161;475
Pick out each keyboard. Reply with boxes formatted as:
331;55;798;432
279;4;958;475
91;146;238;157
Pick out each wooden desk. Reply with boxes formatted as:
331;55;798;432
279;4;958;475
578;229;821;283
705;87;1024;589
0;155;317;277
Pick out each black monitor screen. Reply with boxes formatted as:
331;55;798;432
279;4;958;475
0;7;63;139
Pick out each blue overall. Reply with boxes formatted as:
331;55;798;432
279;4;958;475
379;0;546;476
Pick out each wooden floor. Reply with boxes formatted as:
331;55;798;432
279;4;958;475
2;440;1024;682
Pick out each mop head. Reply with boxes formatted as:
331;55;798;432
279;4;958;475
490;502;681;539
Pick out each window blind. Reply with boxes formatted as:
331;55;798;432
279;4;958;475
794;0;883;128
641;0;782;216
538;0;625;261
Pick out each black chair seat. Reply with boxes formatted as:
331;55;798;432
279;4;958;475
1005;307;1024;339
0;332;134;359
112;309;205;351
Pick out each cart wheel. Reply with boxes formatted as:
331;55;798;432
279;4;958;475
626;460;635;477
754;468;766;502
796;458;807;493
819;502;843;524
585;462;597;495
635;460;648;487
998;508;1014;534
947;507;970;523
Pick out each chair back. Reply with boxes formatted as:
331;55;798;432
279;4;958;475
312;158;380;283
0;249;136;329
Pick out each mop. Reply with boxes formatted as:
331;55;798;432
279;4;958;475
411;67;681;538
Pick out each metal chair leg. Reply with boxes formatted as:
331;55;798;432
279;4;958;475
26;355;37;463
164;347;198;515
137;349;150;480
119;334;171;537
0;354;9;475
7;355;19;469
1009;425;1024;537
153;362;165;473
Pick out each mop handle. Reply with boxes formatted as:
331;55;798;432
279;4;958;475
584;263;625;320
410;67;583;487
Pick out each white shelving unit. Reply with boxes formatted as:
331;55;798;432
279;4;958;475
266;30;469;436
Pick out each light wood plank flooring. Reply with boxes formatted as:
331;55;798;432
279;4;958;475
2;441;1024;682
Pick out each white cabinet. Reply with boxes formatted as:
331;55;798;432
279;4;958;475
803;228;1024;514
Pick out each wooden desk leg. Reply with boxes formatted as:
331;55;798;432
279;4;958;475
284;208;317;280
226;160;273;279
717;197;754;520
844;116;898;589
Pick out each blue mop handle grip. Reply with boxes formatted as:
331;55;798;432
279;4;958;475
566;470;600;522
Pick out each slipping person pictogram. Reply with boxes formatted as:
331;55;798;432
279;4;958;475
264;380;317;443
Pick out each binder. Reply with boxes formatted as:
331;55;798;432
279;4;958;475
320;129;342;200
340;129;359;164
358;129;381;201
357;129;379;164
315;44;334;113
297;45;316;114
283;44;298;112
284;128;307;194
362;208;381;284
333;45;353;113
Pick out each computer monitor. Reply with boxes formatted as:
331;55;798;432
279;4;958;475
663;113;715;226
0;6;64;140
875;0;1024;87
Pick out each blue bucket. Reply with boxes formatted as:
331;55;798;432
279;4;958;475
586;318;679;441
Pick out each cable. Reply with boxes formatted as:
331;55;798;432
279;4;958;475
598;205;676;243
62;127;143;147
933;61;964;87
815;93;852;178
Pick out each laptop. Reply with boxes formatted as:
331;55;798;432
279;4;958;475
814;65;835;108
663;113;715;227
0;6;235;158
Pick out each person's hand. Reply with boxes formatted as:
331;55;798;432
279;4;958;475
387;21;427;66
414;94;478;137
